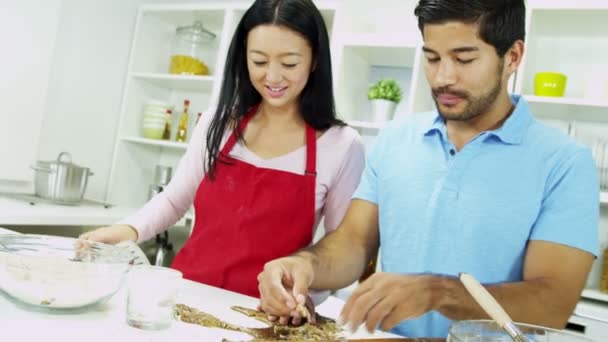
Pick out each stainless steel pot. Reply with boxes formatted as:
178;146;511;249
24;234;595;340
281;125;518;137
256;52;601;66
30;152;94;204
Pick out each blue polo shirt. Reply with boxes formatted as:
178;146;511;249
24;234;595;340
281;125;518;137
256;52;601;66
353;95;599;338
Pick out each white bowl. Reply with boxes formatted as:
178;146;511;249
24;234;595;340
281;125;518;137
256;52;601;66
143;111;168;118
144;107;170;115
0;234;131;311
142;118;167;125
448;320;595;342
145;100;170;108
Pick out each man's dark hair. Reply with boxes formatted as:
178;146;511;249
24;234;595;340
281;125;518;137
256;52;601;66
414;0;526;56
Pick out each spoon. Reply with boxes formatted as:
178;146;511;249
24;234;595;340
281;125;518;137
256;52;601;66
459;272;533;342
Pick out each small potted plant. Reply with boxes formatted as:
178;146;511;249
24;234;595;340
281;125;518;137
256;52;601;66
367;79;403;122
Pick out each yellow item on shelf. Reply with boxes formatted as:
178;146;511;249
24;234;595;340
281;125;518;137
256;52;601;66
170;55;209;76
175;99;190;142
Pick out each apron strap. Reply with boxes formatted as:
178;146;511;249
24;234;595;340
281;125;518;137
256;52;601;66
219;106;258;156
304;124;317;177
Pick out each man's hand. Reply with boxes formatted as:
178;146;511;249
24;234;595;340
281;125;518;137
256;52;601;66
257;256;316;323
257;295;316;325
339;273;438;333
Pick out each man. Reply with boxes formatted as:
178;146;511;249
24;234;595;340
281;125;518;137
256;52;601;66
257;0;599;338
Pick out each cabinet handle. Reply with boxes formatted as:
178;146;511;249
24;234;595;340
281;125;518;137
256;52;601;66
565;322;586;334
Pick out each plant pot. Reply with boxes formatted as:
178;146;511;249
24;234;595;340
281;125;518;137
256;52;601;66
371;99;397;122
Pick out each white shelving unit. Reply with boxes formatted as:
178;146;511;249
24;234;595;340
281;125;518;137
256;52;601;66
106;2;338;209
130;72;215;93
511;4;608;339
121;136;188;151
332;35;432;126
525;95;608;110
582;289;608;303
601;192;608;205
106;4;227;208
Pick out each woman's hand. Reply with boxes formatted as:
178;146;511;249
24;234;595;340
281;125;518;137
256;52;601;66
79;224;139;244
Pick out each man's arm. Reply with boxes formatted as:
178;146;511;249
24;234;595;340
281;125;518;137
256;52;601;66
298;199;380;290
437;240;594;327
342;240;594;332
257;199;380;319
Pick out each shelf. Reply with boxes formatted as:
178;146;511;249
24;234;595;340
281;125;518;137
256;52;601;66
524;95;608;109
529;0;608;10
340;44;417;68
139;6;226;31
601;192;608;205
347;120;386;130
340;32;421;49
582;289;608;302
122;136;187;150
130;72;214;92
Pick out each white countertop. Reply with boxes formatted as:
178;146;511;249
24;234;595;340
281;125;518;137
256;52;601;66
0;195;136;226
0;278;398;342
0;195;193;227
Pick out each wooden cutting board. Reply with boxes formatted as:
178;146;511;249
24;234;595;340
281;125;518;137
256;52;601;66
343;339;445;342
326;339;446;341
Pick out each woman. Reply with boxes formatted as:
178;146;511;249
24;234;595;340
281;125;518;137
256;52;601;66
81;0;364;306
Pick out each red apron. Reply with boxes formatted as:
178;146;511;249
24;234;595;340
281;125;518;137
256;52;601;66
171;108;317;298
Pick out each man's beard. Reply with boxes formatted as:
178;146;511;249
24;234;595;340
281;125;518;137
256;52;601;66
432;63;504;122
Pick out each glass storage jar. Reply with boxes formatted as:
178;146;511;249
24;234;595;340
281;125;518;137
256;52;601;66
169;20;216;76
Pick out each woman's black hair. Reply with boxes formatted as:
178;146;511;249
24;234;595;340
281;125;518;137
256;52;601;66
205;0;343;179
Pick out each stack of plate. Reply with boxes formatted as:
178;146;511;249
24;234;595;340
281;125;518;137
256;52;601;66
142;100;173;139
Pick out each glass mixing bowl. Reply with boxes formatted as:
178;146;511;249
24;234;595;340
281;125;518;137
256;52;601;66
0;234;132;311
448;320;596;342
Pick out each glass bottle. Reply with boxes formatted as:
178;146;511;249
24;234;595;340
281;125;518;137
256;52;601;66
175;100;190;142
162;109;172;140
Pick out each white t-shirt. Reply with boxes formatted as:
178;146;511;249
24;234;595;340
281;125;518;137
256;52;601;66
120;109;366;244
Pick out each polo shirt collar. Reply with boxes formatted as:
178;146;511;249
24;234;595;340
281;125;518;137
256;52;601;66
422;95;532;145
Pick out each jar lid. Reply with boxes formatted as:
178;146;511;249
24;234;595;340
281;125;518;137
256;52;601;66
176;20;216;43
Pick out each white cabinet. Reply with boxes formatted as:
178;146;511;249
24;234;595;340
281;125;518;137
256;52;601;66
569;300;608;341
330;0;434;133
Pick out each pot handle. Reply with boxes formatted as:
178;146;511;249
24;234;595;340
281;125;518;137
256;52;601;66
30;165;52;173
57;151;72;164
88;171;95;176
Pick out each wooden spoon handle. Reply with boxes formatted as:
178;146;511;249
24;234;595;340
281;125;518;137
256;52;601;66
459;272;513;328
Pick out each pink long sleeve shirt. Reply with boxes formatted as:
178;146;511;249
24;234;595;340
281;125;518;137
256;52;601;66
119;110;366;245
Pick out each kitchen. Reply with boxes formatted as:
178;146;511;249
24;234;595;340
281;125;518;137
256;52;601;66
1;0;608;341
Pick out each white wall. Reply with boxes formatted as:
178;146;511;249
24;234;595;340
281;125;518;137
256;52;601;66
0;0;62;184
36;0;142;201
5;0;253;201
